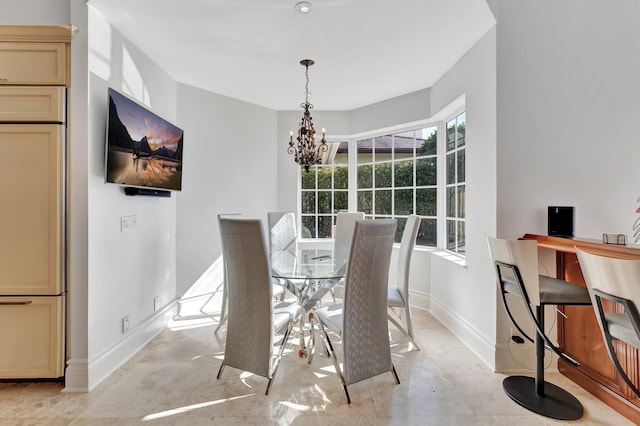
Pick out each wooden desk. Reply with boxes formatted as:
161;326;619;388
521;234;640;422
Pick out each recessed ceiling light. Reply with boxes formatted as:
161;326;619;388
296;2;312;14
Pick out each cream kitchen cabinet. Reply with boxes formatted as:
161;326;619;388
0;25;71;379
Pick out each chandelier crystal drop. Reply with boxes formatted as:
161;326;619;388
288;59;327;173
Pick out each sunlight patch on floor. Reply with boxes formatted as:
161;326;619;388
141;394;254;421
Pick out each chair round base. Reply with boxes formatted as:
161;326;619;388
503;376;583;420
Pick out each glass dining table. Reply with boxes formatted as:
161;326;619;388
270;248;346;356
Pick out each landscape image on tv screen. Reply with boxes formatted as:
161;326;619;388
105;88;184;191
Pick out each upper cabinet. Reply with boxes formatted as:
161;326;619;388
0;25;73;86
0;42;67;85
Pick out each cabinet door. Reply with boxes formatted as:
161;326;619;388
0;296;63;378
0;124;62;295
0;87;65;122
0;42;67;85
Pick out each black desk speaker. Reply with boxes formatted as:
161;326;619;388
548;206;574;238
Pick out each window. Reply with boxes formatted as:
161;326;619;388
356;127;438;245
296;109;466;255
300;142;349;238
446;112;466;254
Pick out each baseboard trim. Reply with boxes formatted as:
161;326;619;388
63;300;178;392
409;289;431;312
62;358;88;392
64;289;538;391
428;295;496;371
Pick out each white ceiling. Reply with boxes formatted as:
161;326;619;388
88;0;495;111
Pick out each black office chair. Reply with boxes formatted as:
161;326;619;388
576;248;640;398
487;236;591;420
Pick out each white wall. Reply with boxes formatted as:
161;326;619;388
427;28;498;368
85;6;178;389
175;84;279;298
493;0;640;359
0;0;69;24
496;0;640;241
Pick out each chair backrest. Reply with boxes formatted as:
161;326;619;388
334;212;365;266
267;212;298;254
218;217;273;378
576;248;640;313
217;212;241;285
396;215;421;300
486;235;541;306
342;219;397;386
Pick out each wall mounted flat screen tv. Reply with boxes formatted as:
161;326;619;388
105;88;184;191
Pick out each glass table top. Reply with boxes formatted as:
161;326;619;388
270;249;345;280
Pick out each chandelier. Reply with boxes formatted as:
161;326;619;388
288;59;327;172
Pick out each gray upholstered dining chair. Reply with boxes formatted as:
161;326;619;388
387;215;421;350
216;217;302;394
333;211;365;267
215;213;286;334
487;235;590;420
214;213;240;334
267;211;303;298
309;219;399;404
331;211;365;299
576;248;640;398
267;212;298;254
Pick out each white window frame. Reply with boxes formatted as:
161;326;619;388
294;102;466;256
299;142;349;239
443;111;466;256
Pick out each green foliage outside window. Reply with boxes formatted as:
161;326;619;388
300;142;349;239
356;127;439;246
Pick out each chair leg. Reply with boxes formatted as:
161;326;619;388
387;310;420;350
307;312;315;364
403;305;416;343
391;363;400;384
265;317;297;395
214;283;228;334
501;304;583;420
342;384;351;405
216;362;225;379
317;320;350;404
265;377;274;396
299;314;306;356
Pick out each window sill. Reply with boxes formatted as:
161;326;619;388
430;249;467;267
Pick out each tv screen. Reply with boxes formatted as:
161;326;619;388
105;88;184;191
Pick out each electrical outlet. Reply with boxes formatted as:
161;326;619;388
120;215;137;232
122;315;130;333
154;296;160;312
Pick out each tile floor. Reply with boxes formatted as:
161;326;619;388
0;306;634;425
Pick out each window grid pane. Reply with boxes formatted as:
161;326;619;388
299;142;349;238
375;163;392;188
355;125;441;248
445;111;466;255
349;115;463;250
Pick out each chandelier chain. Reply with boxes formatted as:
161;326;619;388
305;63;310;105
